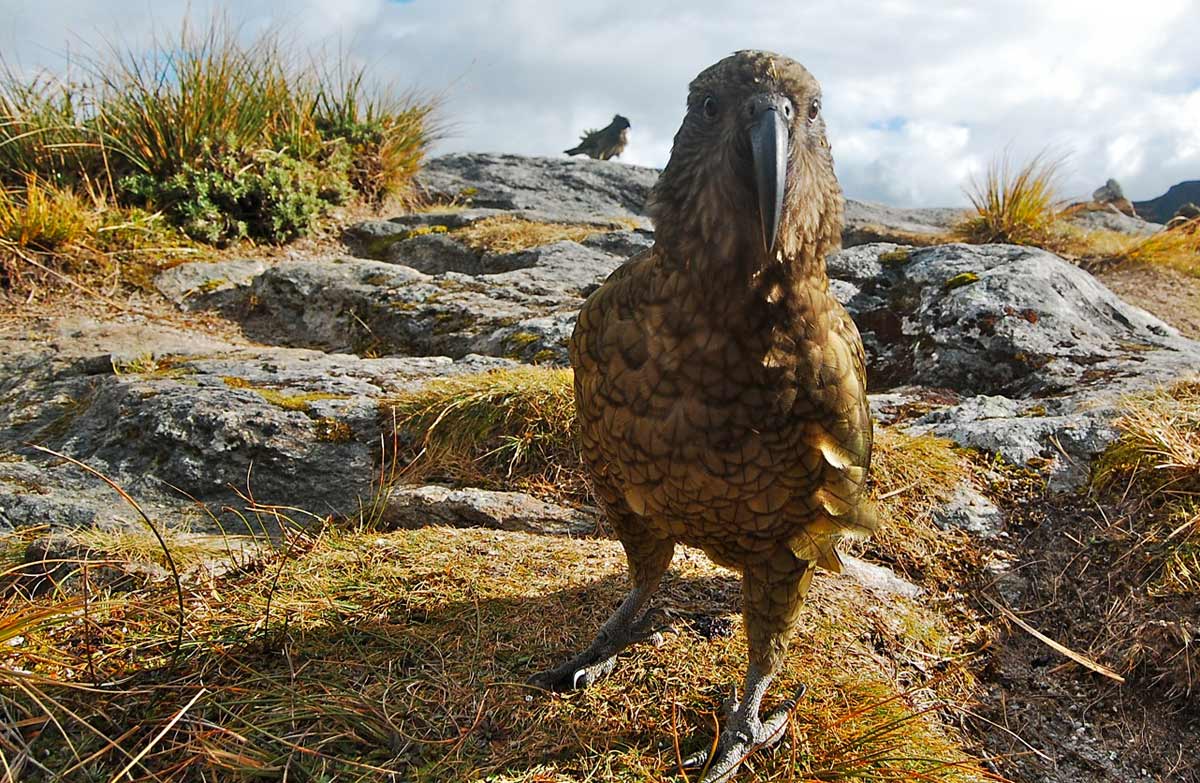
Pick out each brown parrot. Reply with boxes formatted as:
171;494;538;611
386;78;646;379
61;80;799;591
532;50;876;783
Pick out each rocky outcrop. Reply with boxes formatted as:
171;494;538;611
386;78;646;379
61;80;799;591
0;319;514;533
841;200;966;246
415;153;659;225
1089;178;1139;217
6;152;1200;536
830;241;1199;485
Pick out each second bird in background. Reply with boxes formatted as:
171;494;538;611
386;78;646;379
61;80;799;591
565;114;631;160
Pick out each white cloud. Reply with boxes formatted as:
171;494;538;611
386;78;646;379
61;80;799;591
1;0;1197;206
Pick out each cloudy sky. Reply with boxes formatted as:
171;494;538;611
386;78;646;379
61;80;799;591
4;0;1198;206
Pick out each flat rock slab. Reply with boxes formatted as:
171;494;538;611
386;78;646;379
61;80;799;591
842;200;966;246
0;329;513;534
157;239;630;364
381;485;600;536
416;153;659;224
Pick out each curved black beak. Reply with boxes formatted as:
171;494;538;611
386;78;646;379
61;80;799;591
749;96;791;254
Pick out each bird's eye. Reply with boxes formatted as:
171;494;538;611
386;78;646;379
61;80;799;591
702;96;719;119
807;98;821;122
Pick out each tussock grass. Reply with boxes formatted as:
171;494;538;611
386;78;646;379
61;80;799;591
1070;219;1200;277
861;430;975;580
1090;380;1200;700
385;366;584;499
953;152;1199;277
384;367;981;581
0;523;991;781
451;215;615;254
955;153;1066;248
1093;380;1200;594
0;16;439;293
0;176;92;251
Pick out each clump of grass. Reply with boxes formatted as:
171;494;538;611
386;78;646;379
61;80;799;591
861;429;976;580
1069;220;1200;278
452;215;608;254
1089;380;1199;701
0;15;439;291
314;66;440;206
384;365;583;498
955;153;1066;248
0;176;92;251
1093;380;1200;594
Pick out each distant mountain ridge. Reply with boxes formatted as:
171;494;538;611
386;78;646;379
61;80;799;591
1133;180;1200;223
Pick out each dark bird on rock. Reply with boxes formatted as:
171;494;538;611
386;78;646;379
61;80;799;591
532;51;876;782
565;114;631;160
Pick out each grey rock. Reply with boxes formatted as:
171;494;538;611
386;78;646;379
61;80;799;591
0;327;517;533
909;394;1117;488
830;242;1199;397
840;554;922;598
1093;178;1126;203
581;228;654;259
932;484;1006;538
385;233;485;275
154;258;268;303
1065;208;1161;236
842;200;966;247
416;153;659;224
341;219;412;258
158;239;624;365
381;485;600;536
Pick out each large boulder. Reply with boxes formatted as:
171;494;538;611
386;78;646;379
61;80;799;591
0;322;514;533
829;242;1195;396
829;241;1200;484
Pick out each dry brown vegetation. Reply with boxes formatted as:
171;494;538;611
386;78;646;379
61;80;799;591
451;215;636;254
1;522;994;782
1087;380;1200;701
0;365;1004;780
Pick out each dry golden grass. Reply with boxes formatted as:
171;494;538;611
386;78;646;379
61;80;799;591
384;366;585;500
1068;219;1200;277
0;522;992;782
384;367;981;583
1076;380;1200;702
451;215;628;254
0;176;92;251
954;154;1066;248
1093;379;1200;594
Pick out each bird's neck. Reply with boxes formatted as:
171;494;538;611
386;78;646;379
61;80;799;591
661;219;835;307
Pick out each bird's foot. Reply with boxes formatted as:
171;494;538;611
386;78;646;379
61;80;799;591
683;684;807;783
528;608;670;692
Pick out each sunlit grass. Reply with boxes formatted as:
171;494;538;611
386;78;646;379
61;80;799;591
0;522;992;782
955;153;1066;248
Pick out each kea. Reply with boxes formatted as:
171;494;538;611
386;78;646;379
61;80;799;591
565;114;631;160
531;51;876;782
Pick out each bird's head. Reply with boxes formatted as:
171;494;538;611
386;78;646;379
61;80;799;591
649;50;843;266
613;114;631;129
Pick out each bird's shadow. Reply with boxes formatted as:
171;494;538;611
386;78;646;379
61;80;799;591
103;565;745;779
